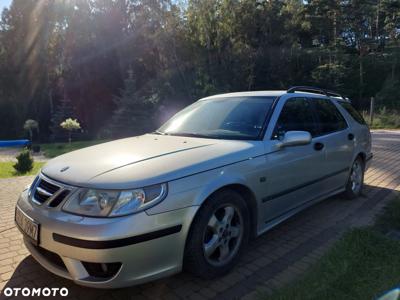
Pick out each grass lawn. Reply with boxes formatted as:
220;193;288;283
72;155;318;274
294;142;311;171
265;197;400;300
40;139;109;158
0;161;45;178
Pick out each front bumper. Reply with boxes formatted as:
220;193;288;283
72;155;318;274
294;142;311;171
17;189;198;288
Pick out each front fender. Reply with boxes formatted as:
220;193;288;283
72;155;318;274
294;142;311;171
146;167;250;215
193;173;249;206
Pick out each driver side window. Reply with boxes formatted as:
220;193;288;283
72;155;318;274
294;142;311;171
272;97;317;139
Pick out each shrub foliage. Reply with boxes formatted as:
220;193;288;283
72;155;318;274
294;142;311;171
13;149;34;174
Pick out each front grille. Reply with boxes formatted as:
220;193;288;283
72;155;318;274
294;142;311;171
33;178;60;204
32;177;70;207
39;179;60;194
48;190;70;207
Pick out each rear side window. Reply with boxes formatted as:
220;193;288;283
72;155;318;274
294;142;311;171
312;99;348;135
273;97;318;139
338;101;367;125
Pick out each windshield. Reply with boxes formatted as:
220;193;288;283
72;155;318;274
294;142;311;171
157;96;276;140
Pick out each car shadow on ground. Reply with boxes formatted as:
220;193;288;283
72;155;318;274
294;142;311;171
1;184;398;300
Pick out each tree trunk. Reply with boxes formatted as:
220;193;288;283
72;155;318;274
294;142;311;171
376;0;380;39
359;55;364;105
392;48;397;80
333;11;337;49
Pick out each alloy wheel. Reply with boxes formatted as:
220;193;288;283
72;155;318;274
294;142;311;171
350;160;363;194
202;204;243;267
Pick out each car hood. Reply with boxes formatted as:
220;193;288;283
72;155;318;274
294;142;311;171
42;134;262;189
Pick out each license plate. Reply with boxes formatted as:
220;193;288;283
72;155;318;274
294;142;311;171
15;207;39;245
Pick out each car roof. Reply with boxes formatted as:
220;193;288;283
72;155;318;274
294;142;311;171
198;86;353;104
199;90;348;102
199;90;287;101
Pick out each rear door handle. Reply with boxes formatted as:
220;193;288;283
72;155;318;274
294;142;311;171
314;142;324;151
348;133;355;141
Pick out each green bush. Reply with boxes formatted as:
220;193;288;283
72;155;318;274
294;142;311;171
362;107;400;129
13;149;34;174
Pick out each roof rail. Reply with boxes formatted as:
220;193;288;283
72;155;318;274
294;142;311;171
287;86;346;100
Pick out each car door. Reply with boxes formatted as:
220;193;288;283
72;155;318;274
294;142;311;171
262;97;328;223
310;98;354;191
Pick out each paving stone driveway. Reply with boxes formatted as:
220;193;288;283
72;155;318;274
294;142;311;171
0;131;399;300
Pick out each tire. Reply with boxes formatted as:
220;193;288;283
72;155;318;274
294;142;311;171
343;156;365;199
184;189;250;279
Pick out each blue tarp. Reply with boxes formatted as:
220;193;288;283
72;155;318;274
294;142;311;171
0;140;30;148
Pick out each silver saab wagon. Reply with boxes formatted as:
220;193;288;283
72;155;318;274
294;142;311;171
16;86;372;288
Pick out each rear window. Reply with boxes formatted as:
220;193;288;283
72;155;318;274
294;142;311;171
338;101;367;125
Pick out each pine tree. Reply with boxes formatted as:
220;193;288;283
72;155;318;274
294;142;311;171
50;96;76;141
108;70;156;138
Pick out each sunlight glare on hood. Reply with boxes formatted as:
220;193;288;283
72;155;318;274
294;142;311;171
106;153;140;166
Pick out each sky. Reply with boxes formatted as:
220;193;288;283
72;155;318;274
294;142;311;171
0;0;11;11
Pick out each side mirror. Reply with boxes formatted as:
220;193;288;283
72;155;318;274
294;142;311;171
280;131;312;147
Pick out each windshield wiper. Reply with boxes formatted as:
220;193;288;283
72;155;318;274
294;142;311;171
153;131;253;140
152;131;166;135
164;132;215;139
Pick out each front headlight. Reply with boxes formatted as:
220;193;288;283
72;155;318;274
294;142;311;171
62;183;167;217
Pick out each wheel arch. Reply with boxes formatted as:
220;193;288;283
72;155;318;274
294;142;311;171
355;151;366;166
191;183;258;239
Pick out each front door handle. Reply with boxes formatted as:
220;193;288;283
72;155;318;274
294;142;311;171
314;142;324;151
348;133;355;141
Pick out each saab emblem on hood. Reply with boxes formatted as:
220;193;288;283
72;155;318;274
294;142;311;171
60;166;70;172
